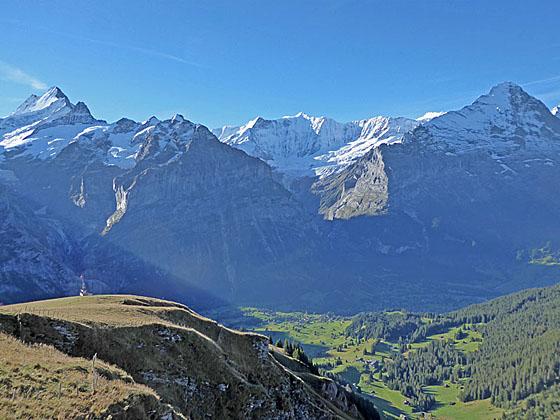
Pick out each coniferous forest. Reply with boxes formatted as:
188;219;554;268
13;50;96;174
346;284;560;413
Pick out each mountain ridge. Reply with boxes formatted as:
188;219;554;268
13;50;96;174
213;112;420;179
1;82;560;313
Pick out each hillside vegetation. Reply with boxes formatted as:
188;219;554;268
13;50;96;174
0;332;180;419
0;295;378;419
233;284;560;419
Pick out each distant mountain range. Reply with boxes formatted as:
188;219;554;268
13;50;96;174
1;83;560;313
213;113;420;179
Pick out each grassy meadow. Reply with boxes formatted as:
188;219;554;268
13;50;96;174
240;307;504;420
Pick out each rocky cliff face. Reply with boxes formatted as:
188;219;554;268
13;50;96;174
312;147;388;220
0;184;79;303
0;181;222;309
98;121;322;304
0;296;377;419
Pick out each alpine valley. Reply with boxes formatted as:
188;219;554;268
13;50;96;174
2;83;560;314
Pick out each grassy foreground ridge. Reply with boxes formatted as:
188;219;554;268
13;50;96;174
0;295;380;419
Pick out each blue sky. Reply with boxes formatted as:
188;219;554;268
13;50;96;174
1;0;559;128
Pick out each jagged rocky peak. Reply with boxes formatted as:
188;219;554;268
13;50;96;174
0;86;105;161
145;114;198;135
480;82;547;113
60;101;98;125
11;94;39;115
472;81;559;122
7;86;98;126
73;101;92;115
43;86;69;101
113;117;140;133
12;86;72;116
282;111;334;132
111;114;213;167
487;80;522;96
142;115;160;126
171;113;186;123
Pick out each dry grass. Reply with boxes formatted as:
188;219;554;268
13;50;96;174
0;295;350;419
0;332;159;419
0;295;264;418
0;295;205;327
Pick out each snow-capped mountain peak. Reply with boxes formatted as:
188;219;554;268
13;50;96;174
414;82;560;154
488;80;520;95
0;87;105;161
142;116;160;126
284;111;310;119
477;81;530;111
214;113;419;178
12;94;39;115
72;101;94;117
553;105;559;117
416;111;446;122
5;86;97;128
3;81;557;182
171;113;186;123
12;86;71;117
70;113;199;169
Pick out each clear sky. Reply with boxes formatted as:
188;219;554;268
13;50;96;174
1;0;559;128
